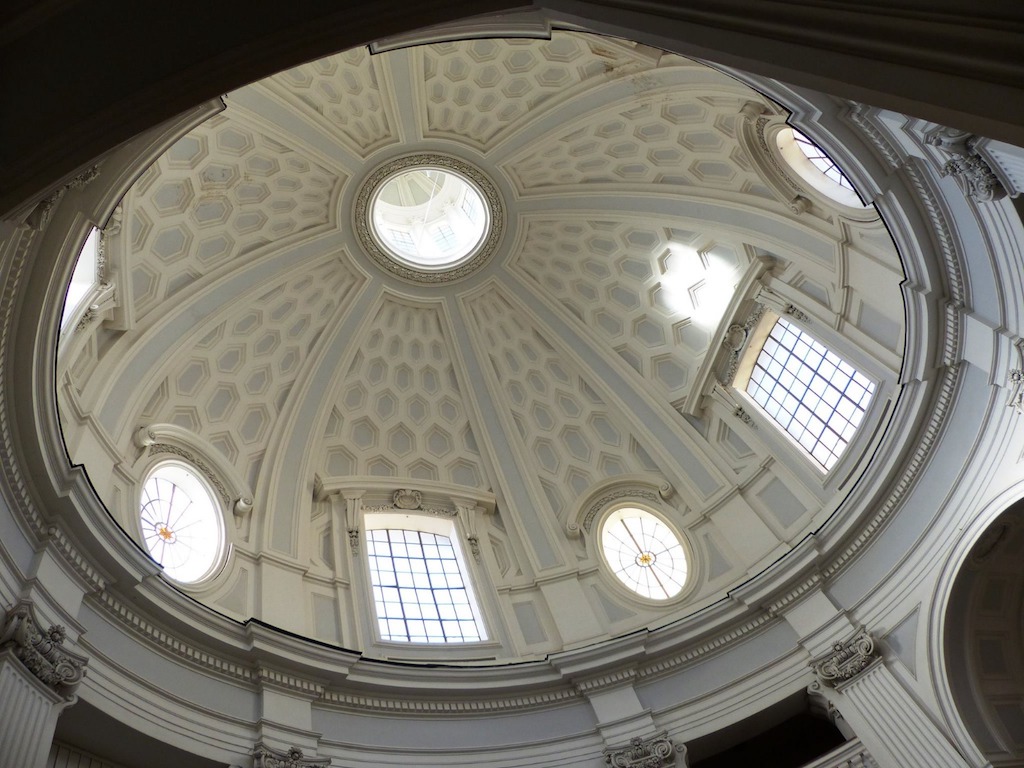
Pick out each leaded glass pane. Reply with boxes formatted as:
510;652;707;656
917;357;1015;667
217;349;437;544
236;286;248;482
746;318;874;471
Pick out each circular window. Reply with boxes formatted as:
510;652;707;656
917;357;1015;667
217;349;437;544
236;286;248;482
776;127;865;208
140;462;225;583
600;507;688;600
355;154;503;283
371;168;488;268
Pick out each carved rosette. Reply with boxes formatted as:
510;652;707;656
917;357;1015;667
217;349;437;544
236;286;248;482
252;743;330;768
812;628;879;686
0;602;87;700
604;734;683;768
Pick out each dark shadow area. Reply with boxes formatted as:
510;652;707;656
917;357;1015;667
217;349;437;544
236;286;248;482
689;694;847;768
55;699;226;768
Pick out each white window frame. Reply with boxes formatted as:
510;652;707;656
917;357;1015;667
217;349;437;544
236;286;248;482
362;511;488;646
138;458;229;586
735;313;876;472
732;307;889;483
596;504;691;603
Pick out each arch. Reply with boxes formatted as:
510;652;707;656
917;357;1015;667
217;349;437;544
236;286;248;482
930;484;1024;766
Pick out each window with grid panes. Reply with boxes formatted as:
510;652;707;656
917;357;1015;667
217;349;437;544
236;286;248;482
366;528;483;643
790;129;856;191
745;317;875;471
432;223;457;252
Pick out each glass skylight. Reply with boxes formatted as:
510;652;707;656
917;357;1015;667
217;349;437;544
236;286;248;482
790;130;855;191
600;507;688;600
746;317;875;471
370;167;489;269
367;528;484;643
775;127;864;208
140;462;225;583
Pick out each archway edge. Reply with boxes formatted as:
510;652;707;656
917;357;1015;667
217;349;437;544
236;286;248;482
927;479;1024;765
3;0;1024;217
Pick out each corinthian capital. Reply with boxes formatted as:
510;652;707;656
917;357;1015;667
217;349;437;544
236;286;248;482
0;601;87;700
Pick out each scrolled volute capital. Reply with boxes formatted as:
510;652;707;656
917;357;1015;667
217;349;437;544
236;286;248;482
812;627;879;687
252;743;330;768
604;733;684;768
0;602;87;699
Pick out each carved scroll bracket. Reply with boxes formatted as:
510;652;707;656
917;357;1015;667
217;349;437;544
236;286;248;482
925;127;1006;203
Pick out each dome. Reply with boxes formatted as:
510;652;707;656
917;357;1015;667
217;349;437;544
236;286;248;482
55;31;906;663
8;9;1024;768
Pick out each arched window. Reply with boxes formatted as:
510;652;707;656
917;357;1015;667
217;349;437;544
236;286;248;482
776;127;865;208
745;317;875;471
599;506;688;600
365;522;485;643
60;227;100;330
140;462;226;583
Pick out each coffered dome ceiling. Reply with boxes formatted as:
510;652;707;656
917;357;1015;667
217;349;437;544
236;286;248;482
58;31;905;661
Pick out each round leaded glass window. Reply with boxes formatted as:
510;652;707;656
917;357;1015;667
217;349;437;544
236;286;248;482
140;462;225;583
600;507;688;600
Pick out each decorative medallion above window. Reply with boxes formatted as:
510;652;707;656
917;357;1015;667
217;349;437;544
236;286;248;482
354;154;504;283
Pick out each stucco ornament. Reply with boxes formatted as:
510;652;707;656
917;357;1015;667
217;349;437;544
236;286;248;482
813;628;879;686
925;127;1006;203
252;743;329;768
393;488;423;509
604;734;683;768
0;601;87;699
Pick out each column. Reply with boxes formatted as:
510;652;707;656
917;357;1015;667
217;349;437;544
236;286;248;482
0;601;87;768
811;629;969;768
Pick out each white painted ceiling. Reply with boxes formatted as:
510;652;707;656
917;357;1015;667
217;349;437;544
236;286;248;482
58;31;905;657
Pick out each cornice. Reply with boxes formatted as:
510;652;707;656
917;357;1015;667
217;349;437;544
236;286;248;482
91;590;256;684
319;685;581;714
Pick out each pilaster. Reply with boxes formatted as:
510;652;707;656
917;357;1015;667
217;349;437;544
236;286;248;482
810;629;969;768
0;601;87;768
